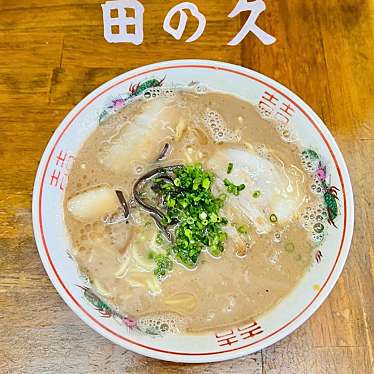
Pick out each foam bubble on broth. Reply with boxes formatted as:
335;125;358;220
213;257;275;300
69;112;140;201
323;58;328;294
310;175;325;196
202;109;240;143
143;87;176;100
300;150;320;173
300;201;328;243
276;122;296;143
137;312;187;335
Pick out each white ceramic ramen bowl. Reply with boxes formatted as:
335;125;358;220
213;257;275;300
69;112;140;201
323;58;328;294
32;60;354;363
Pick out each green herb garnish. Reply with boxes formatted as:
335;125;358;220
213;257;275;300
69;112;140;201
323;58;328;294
227;162;233;174
252;190;261;198
155;232;165;245
154;164;228;272
269;214;278;223
236;225;248;234
153;251;173;278
224;178;246;196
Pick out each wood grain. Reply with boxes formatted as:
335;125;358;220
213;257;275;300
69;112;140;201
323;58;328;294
0;0;373;373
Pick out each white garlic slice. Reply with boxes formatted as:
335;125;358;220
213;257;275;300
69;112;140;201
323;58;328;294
67;185;118;222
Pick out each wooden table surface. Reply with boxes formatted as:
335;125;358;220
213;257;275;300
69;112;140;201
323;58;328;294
0;1;373;373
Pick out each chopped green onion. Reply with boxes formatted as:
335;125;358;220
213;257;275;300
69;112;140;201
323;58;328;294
199;212;207;220
224;178;246;196
155;233;165;245
218;193;227;201
202;178;210;189
238;184;246;192
269;214;278;223
252;190;261;198
186;217;194;224
237;225;248;234
153;252;173;278
210;212;218;223
192;179;200;190
227;162;233;174
167;198;176;208
209;245;221;257
184;228;192;240
164;215;172;224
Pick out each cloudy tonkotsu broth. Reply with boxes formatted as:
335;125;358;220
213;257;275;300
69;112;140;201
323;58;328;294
64;88;323;334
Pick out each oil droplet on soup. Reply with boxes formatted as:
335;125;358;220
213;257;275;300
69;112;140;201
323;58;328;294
64;89;323;333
